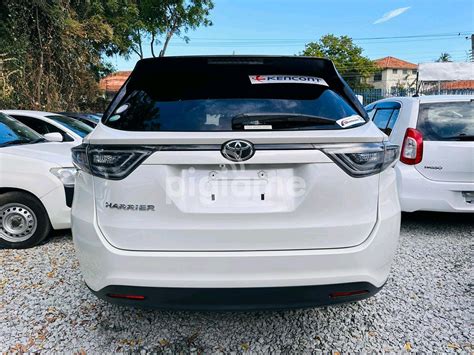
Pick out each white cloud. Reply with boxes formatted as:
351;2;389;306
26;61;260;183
374;6;411;24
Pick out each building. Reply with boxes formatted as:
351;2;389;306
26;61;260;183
440;80;474;90
99;71;131;99
367;56;418;92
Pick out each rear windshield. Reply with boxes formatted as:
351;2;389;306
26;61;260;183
104;70;361;132
46;115;93;138
417;101;473;141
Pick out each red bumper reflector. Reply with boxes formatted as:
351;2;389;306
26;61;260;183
107;293;145;300
330;290;369;298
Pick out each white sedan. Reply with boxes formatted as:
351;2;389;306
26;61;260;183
1;110;93;146
366;95;473;213
0;113;76;248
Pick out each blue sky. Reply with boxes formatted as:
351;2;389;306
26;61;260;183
110;0;473;70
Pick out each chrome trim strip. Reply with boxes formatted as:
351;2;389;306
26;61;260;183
157;143;315;151
85;143;382;151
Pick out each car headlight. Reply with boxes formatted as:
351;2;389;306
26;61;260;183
50;167;77;187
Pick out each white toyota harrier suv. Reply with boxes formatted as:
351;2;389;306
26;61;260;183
72;56;401;310
366;95;473;213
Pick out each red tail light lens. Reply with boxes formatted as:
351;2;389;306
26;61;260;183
330;290;369;298
107;293;145;300
400;128;423;165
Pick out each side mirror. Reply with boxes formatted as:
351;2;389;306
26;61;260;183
44;132;63;142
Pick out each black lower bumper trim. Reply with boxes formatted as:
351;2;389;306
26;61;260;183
89;282;383;311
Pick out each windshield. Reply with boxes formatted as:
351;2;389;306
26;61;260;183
0;113;44;147
417;101;473;141
105;86;359;132
46;115;93;137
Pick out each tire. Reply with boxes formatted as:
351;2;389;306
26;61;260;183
0;191;51;249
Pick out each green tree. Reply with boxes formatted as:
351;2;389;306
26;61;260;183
301;34;377;89
0;0;215;111
0;0;114;111
436;52;452;62
104;0;214;59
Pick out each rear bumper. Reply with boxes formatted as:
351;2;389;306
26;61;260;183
396;164;474;213
72;188;399;291
90;282;383;311
72;168;400;309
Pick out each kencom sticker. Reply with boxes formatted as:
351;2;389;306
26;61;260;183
336;115;366;128
249;75;328;86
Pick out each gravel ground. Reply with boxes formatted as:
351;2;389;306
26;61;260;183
0;213;472;353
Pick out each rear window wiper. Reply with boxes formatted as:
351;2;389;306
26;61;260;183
443;134;474;141
232;113;337;130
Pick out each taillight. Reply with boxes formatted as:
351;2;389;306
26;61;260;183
400;128;423;165
72;144;154;180
322;143;399;177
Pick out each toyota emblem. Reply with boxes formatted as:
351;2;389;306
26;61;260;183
221;140;255;162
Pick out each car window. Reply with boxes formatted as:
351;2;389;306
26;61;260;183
417;101;473;141
373;109;394;132
0;113;43;146
107;88;360;132
103;60;365;132
76;117;98;128
12;115;75;142
12;115;49;135
385;109;400;135
46;115;93;138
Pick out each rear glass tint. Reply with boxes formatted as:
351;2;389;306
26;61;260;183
106;88;359;132
417;101;473;141
104;58;364;132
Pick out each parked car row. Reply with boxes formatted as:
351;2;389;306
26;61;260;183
0;110;100;249
0;113;75;248
0;56;471;310
1;110;94;145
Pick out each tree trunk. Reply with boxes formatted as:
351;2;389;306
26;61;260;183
35;6;44;109
137;29;144;59
151;32;156;57
159;30;174;57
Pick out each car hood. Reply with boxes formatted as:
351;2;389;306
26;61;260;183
2;142;73;167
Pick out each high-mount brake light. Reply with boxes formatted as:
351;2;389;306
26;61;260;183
400;128;423;165
322;143;399;178
72;144;154;180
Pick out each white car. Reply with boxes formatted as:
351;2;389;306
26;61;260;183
1;110;93;146
71;56;401;310
366;95;473;213
0;113;76;248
